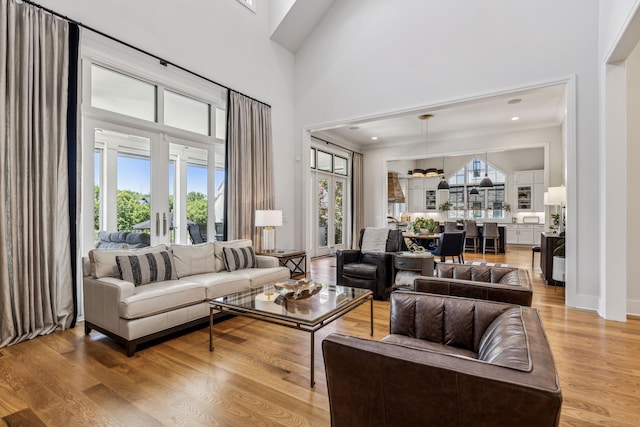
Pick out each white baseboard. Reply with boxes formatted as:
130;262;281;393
627;299;640;317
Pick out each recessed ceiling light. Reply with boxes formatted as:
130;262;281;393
511;116;520;121
508;99;522;104
349;126;360;130
371;136;378;140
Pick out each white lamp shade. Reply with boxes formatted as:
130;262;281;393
547;186;566;206
255;210;283;227
543;191;550;206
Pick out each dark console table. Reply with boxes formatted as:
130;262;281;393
540;233;561;286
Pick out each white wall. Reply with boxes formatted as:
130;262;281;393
295;0;600;309
37;0;298;249
626;40;640;314
599;0;640;61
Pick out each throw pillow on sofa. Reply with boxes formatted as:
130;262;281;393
214;239;253;272
222;246;257;271
89;244;168;278
115;250;178;286
170;242;216;278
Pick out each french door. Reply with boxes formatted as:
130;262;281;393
314;173;347;257
86;118;216;249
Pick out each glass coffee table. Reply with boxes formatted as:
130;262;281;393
209;283;373;387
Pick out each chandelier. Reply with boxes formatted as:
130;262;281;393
407;114;443;178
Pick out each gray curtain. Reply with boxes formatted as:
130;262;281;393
227;91;274;248
351;152;364;249
0;0;74;347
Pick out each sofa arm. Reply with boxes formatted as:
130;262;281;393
256;255;279;268
413;276;533;306
322;330;562;427
83;276;135;334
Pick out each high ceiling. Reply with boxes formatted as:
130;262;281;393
315;84;566;149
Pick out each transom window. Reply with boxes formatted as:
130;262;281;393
311;149;348;176
447;157;506;219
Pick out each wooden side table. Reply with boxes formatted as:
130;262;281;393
257;249;307;278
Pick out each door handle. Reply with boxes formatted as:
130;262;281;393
156;212;160;237
163;212;167;236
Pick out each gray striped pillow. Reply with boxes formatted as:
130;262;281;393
222;246;257;271
116;251;178;286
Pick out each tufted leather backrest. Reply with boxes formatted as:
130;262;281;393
390;291;513;353
436;264;521;284
478;307;531;371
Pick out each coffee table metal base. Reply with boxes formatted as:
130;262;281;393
209;294;373;387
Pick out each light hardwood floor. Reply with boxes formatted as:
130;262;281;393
1;247;640;426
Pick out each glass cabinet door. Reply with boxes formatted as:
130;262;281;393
517;185;532;210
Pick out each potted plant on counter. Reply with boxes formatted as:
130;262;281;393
413;217;437;234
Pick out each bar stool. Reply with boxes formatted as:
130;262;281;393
482;222;500;254
531;245;541;267
444;221;458;232
463;221;480;252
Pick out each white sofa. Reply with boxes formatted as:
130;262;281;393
83;239;290;356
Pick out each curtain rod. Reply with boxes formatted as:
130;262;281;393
312;136;362;155
22;0;271;109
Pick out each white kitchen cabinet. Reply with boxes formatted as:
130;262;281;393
534;225;544;245
408;178;425;189
506;225;519;245
533;183;545;212
533;170;544;184
513;170;544;213
506;224;536;245
408;188;425;212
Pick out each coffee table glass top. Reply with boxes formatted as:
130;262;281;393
211;283;371;326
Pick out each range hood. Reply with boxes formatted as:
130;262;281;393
387;172;405;203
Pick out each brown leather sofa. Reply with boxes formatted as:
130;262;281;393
322;292;562;427
413;263;533;306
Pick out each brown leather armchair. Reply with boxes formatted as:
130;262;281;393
413;263;533;306
336;229;403;300
322;292;562;427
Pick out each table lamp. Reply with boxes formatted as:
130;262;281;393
255;210;282;252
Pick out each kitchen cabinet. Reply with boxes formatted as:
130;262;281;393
408;188;425;212
407;178;442;212
514;169;544;212
506;224;540;245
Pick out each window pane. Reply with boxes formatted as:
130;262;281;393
187;164;209;242
318;178;329;246
215;108;226;140
335;181;344;244
311;148;316;169
317;151;332;172
164;90;210;135
117;153;151;232
334;156;348;175
94;149;102;239
91;65;155;121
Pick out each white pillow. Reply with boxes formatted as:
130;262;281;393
89;244;167;279
170;242;216;278
214;239;253;272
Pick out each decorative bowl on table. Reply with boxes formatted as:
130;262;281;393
273;278;322;300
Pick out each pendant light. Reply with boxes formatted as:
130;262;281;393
408;114;443;178
479;152;494;188
470;187;479;195
437;156;449;189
